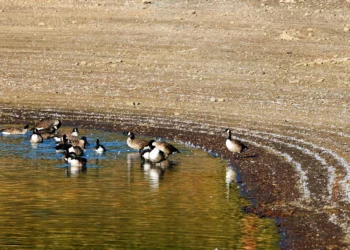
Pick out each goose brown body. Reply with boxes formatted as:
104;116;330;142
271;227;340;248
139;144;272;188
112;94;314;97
33;118;61;131
152;141;179;158
225;129;248;156
1;124;29;135
126;132;149;152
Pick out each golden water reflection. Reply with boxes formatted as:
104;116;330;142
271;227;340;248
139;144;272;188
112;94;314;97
0;129;280;249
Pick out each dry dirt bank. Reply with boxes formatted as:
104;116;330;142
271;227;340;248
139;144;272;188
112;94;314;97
1;0;350;249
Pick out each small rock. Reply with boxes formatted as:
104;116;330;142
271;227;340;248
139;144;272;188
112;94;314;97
218;98;225;102
174;112;180;116
210;97;217;102
280;31;299;41
344;27;350;32
188;10;196;15
38;22;45;26
142;0;152;4
316;78;325;83
80;61;87;66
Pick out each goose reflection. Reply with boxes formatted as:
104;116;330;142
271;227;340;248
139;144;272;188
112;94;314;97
65;166;87;177
149;167;165;190
226;166;237;200
127;152;142;168
141;160;177;190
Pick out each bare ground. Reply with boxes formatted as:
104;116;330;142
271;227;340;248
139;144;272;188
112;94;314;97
1;0;350;249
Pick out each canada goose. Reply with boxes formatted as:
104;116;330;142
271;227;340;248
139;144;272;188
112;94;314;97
68;145;84;157
126;132;149;152
93;139;106;153
1;124;29;135
225;129;248;158
141;140;167;164
54;127;79;142
30;128;43;143
66;152;87;169
71;136;89;149
39;127;57;140
141;140;155;161
33;118;61;131
71;128;79;137
55;135;71;153
152;140;179;158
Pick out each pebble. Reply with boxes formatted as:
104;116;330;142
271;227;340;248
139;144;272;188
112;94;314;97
210;97;217;102
280;31;299;41
344;27;350;32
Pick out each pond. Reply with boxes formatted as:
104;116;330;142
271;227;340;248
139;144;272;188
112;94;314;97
0;126;279;249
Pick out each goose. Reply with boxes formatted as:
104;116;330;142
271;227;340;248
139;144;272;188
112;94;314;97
33;118;61;131
39;127;57;140
93;139;106;153
55;135;71;153
68;145;84;157
225;129;248;158
54;127;79;142
152;140;179;158
30;128;43;143
1;124;29;135
71;136;89;149
141;140;167;164
126;132;149;152
66;152;87;169
70;127;79;137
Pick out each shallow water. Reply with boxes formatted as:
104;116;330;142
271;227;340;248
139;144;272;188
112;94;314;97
0;126;279;249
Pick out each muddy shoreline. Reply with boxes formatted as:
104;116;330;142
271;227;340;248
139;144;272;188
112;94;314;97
1;108;347;249
1;0;350;248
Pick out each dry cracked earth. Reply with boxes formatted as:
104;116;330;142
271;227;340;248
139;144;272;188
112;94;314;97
1;0;350;249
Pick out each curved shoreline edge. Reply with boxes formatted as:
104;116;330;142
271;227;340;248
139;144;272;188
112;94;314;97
1;108;348;249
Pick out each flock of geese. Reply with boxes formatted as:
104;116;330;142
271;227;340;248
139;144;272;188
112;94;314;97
0;118;249;171
0;118;191;171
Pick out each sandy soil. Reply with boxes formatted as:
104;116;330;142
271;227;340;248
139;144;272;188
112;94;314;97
1;0;350;248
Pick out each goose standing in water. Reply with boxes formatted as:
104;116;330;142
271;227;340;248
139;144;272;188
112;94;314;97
141;140;167;164
68;145;84;157
33;118;61;131
126;132;149;152
55;135;71;153
71;136;89;149
30;128;44;143
1;124;29;135
68;152;87;169
39;127;57;140
152;140;179;158
64;152;87;174
93;139;106;153
225;129;248;159
54;127;79;142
